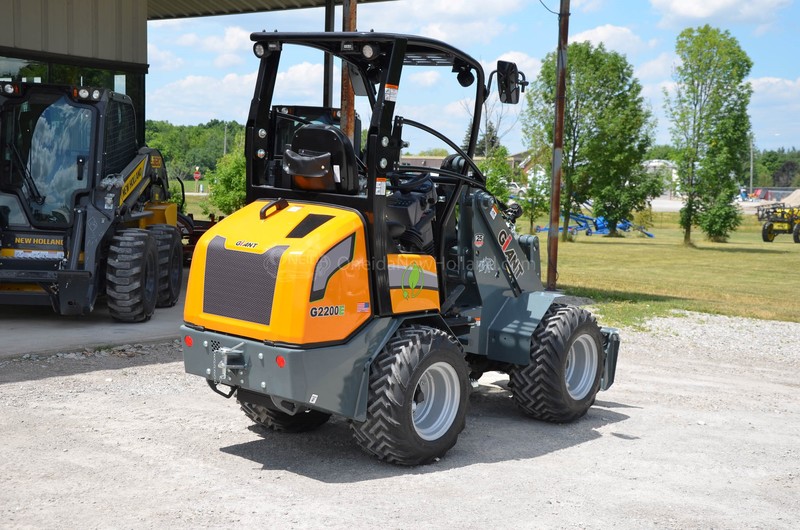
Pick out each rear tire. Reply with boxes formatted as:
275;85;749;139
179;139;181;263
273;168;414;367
351;326;469;466
762;222;775;242
793;222;800;244
509;305;603;423
106;229;158;322
147;224;183;307
240;400;331;433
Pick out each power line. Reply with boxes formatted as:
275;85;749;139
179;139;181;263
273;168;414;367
538;0;559;15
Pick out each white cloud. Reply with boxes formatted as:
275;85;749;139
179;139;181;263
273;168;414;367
408;71;441;87
177;26;252;52
749;76;800;147
147;72;257;124
176;33;201;47
635;52;675;81
651;0;792;27
148;43;184;72
419;20;506;46
213;53;244;69
356;0;523;47
570;25;649;57
572;0;605;12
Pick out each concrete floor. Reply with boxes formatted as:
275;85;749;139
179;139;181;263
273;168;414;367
0;268;188;359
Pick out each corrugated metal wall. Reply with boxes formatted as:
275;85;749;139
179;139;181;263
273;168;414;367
0;0;147;65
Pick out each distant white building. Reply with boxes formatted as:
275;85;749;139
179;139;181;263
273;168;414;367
644;159;679;197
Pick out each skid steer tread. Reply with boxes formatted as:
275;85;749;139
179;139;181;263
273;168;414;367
106;229;157;322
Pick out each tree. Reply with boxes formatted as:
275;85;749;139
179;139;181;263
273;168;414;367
207;131;246;215
521;166;550;234
664;25;753;243
478;145;513;204
646;144;679;162
475;120;499;157
417;148;449;157
145;119;245;182
523;41;657;239
773;160;798;187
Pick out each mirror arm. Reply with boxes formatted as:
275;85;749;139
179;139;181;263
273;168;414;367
486;70;497;97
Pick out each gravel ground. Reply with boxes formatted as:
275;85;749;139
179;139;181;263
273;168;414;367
0;311;798;529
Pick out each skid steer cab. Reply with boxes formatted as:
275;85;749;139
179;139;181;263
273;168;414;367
0;83;183;321
182;32;620;465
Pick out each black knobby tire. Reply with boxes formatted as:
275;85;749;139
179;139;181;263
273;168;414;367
106;229;158;322
240;400;331;433
793;222;800;244
762;222;775;242
147;224;183;307
351;325;470;466
509;304;604;423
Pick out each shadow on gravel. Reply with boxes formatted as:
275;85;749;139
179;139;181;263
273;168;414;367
220;380;630;482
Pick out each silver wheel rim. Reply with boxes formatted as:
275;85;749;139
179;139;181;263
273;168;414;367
565;334;599;400
412;361;460;441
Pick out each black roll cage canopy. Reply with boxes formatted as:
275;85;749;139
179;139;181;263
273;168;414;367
245;32;525;317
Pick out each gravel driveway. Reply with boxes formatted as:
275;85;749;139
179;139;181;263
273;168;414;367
1;312;797;529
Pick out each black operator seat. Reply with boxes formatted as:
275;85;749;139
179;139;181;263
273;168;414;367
282;124;359;194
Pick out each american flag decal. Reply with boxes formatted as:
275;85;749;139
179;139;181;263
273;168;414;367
356;302;370;313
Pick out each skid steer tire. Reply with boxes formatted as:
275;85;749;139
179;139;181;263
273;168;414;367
147;224;183;307
351;326;469;466
239;400;331;433
762;222;775;242
106;229;158;323
793;223;800;244
509;304;603;423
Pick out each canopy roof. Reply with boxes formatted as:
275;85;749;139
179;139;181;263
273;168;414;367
147;0;392;21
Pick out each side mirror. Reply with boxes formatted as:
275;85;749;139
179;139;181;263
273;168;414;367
496;60;521;104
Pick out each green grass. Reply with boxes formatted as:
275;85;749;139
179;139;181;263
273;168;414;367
533;212;800;327
180;193;218;219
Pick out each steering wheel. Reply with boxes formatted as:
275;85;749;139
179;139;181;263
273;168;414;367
386;169;431;192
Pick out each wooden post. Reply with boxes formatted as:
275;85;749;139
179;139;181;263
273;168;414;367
341;0;357;142
546;0;570;292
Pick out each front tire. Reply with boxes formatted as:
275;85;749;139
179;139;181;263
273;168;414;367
509;305;603;423
351;326;469;466
762;222;776;242
240;400;331;433
106;229;158;322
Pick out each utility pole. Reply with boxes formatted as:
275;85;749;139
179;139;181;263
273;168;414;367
223;121;228;155
546;0;570;291
749;134;754;195
341;0;357;143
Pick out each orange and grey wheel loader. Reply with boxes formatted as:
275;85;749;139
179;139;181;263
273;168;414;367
181;32;620;465
0;83;183;321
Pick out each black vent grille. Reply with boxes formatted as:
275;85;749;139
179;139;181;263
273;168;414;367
286;214;334;238
202;236;288;326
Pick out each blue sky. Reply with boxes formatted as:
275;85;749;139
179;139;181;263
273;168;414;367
147;0;800;154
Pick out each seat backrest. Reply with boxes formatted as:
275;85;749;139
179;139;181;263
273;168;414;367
283;124;358;194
